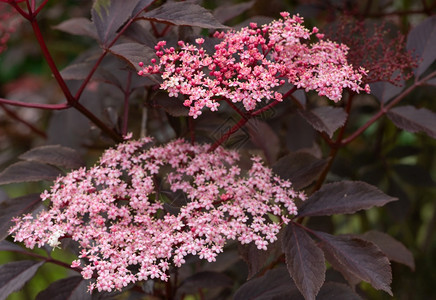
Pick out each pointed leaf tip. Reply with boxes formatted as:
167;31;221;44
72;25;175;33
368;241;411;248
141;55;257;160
315;232;393;296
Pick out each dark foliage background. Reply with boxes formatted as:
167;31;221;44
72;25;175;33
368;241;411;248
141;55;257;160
0;0;435;299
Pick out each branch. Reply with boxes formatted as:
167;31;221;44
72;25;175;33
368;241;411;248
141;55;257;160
341;70;436;145
30;19;75;103
208;117;248;152
0;103;47;138
74;0;159;101
0;97;70;110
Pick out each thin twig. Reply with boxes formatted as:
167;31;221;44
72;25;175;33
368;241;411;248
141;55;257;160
0;103;47;138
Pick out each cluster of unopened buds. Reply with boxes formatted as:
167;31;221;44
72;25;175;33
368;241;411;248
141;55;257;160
138;12;370;118
10;136;305;292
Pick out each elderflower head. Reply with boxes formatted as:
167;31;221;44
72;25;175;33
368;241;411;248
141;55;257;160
138;12;369;118
10;137;305;292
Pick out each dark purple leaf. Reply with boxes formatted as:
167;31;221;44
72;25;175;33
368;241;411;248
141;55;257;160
286;113;316;151
0;194;42;241
152;91;189;117
425;77;436;85
0;240;25;252
361;231;415;270
140;2;228;29
233;267;300;300
387;106;436;139
36;276;90;300
406;15;436;77
201;250;241;273
298;106;347;138
282;223;325;300
61;62;93;81
53;18;98;39
298;181;397;217
0;161;61;185
122;21;157;47
109;43;156;71
321;244;361;289
317;282;362;300
19;145;85;170
213;0;255;23
272;152;328;190
314;232;392;295
369;81;404;104
239;231;283;279
61;62;122;89
132;0;155;16
247;120;280;164
0;260;44;300
292;89;307;107
177;271;233;294
91;0;141;46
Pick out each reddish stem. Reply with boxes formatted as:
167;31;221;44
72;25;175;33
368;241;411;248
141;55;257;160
8;1;30;21
208;117;248;152
29;19;74;103
5;247;82;272
74;0;158;102
312;93;355;192
208;86;298;152
223;98;249;120
340;70;436;146
34;0;48;15
0;97;70;110
0;103;47;138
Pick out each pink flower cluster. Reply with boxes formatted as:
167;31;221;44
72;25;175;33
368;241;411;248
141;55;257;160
138;12;369;118
9;137;304;292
